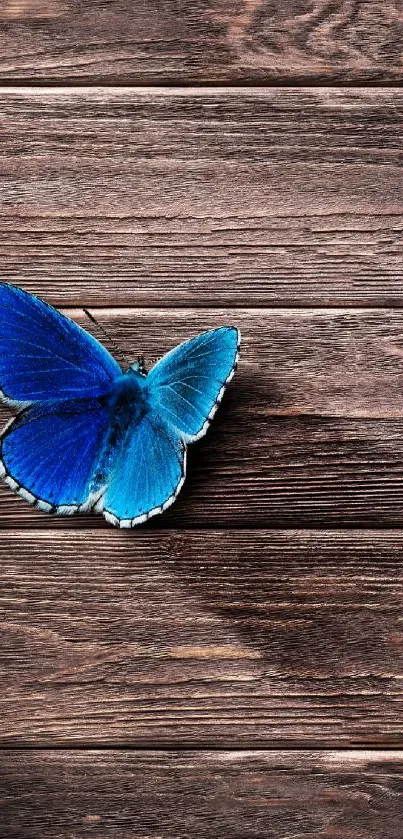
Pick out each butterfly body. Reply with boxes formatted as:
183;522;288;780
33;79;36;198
102;368;149;426
0;284;240;527
90;370;150;494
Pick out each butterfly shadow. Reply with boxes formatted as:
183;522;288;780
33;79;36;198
115;376;349;677
149;371;280;525
160;531;394;684
131;374;388;680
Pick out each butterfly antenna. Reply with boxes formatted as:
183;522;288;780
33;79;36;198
83;308;131;368
137;355;147;376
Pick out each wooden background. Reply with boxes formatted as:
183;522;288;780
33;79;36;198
2;2;403;836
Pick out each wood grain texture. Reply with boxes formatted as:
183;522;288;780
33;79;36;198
2;1;403;84
2;87;403;306
3;1;403;824
2;749;403;838
3;529;403;745
3;306;403;528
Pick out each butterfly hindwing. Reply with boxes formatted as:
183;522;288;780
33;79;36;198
145;326;240;441
0;283;121;404
101;414;186;528
0;399;110;513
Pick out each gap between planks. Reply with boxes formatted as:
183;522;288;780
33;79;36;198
2;83;403;90
0;740;403;756
81;305;403;311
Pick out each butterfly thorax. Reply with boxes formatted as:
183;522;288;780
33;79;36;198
90;370;150;494
104;370;148;418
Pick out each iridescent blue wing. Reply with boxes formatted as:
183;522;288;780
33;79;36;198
145;327;240;441
0;284;121;404
101;414;185;528
0;398;110;513
99;327;239;528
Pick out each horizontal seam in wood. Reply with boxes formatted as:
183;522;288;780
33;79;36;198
9;523;403;532
76;304;403;312
0;743;402;752
0;81;402;91
5;524;403;531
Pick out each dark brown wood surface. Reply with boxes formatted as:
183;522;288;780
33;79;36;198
2;529;403;746
2;1;403;85
2;88;403;307
3;1;403;833
2;749;403;839
2;307;403;528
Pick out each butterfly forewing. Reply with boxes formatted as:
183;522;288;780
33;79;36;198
145;326;240;441
0;284;120;404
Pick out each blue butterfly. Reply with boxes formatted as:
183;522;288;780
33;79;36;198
0;284;240;527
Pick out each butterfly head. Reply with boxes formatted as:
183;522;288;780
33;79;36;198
129;356;148;377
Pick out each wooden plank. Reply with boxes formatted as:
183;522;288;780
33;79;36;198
2;87;403;307
1;1;403;85
2;529;403;745
3;306;403;528
1;750;403;839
